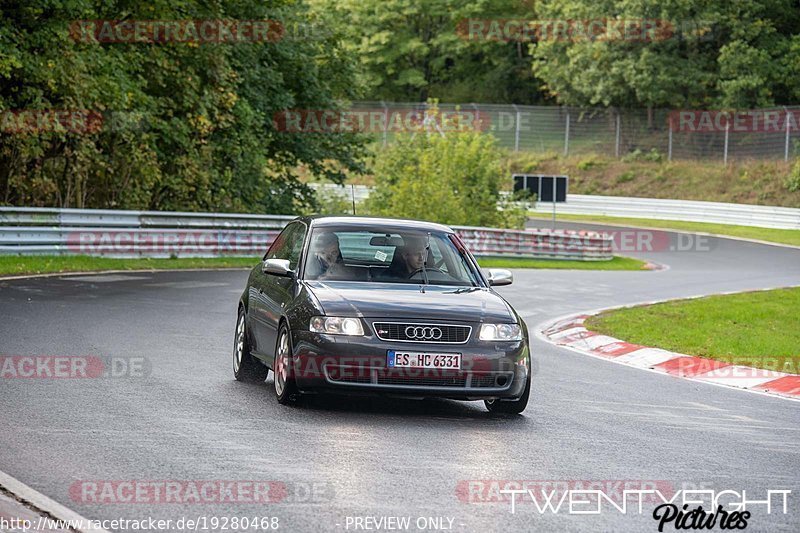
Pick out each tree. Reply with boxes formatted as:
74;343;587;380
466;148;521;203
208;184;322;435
0;0;367;212
531;0;800;110
365;115;525;228
308;0;542;104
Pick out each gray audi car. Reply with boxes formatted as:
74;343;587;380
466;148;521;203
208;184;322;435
233;215;531;413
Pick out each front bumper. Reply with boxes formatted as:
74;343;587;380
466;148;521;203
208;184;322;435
290;328;530;400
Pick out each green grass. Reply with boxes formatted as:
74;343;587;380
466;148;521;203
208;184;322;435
527;212;800;247
520;154;800;208
476;255;648;270
0;255;259;276
0;254;649;277
586;287;800;373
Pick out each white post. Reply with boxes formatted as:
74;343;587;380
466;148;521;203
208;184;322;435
614;112;621;157
785;107;791;162
513;104;521;152
668;116;673;162
723;119;730;165
564;111;570;156
381;101;388;147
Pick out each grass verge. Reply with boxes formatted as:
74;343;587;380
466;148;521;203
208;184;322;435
0;254;649;277
527;212;800;247
477;255;648;270
510;153;800;207
585;287;800;373
0;255;259;277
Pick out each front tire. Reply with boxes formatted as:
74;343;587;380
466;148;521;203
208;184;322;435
485;369;530;414
274;323;299;405
234;308;270;383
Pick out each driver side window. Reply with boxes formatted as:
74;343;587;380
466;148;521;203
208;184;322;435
265;222;307;270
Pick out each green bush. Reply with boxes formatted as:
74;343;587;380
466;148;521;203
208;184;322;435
786;160;800;192
576;155;604;170
616;171;636;184
621;148;663;163
365;128;525;228
506;152;542;174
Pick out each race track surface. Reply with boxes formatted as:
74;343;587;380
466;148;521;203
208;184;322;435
1;224;799;532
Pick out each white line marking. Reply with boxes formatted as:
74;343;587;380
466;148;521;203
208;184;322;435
0;469;111;533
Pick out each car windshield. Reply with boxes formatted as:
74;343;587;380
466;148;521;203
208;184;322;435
303;227;482;286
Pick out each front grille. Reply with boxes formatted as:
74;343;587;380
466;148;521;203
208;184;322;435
324;364;511;389
472;373;502;388
325;365;371;383
377;369;467;387
372;322;471;344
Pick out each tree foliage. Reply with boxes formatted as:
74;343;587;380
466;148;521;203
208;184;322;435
531;0;800;109
365;123;526;228
309;0;541;104
0;0;367;212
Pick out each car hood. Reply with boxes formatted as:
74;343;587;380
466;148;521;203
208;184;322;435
304;281;516;323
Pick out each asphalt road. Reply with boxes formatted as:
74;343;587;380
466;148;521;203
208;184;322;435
1;224;799;532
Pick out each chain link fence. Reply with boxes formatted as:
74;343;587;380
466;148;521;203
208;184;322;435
352;101;799;162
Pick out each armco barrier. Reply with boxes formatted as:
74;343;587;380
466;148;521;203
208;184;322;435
528;194;800;230
456;226;612;261
311;184;800;230
0;207;613;261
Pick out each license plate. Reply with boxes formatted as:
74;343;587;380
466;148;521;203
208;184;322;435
387;351;461;370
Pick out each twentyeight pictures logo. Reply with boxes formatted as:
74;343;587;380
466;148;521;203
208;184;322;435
457;481;792;531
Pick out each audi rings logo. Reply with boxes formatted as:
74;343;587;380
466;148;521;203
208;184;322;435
405;326;443;340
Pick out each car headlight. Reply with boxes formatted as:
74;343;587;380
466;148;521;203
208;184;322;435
309;316;364;336
479;323;522;341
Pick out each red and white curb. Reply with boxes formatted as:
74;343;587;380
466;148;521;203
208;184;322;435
536;308;800;402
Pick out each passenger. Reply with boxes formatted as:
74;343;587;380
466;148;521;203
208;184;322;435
309;232;345;279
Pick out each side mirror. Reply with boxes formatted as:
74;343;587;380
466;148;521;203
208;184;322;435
486;268;513;287
263;258;293;277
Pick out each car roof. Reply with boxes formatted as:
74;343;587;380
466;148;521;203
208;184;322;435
300;215;454;233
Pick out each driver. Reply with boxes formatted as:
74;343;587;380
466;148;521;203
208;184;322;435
383;235;428;279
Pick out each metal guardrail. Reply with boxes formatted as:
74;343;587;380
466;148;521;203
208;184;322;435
456;226;612;261
0;207;613;261
528;194;800;230
312;184;800;230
